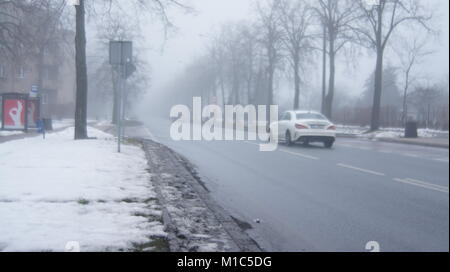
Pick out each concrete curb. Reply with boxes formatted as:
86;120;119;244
140;139;262;252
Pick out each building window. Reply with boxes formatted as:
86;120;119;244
0;65;6;79
17;67;25;79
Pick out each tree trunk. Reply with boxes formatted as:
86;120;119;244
325;37;335;119
293;58;300;110
220;76;226;108
371;49;384;131
267;66;274;106
401;67;411;126
370;6;384;132
401;84;408;126
74;0;88;140
321;24;327;114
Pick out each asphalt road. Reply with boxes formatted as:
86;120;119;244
143;117;449;252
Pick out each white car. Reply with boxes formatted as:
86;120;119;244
270;111;336;148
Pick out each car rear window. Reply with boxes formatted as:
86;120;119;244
296;113;327;120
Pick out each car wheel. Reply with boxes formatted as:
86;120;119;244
285;131;293;146
324;140;334;149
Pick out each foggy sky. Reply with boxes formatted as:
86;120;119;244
141;0;449;105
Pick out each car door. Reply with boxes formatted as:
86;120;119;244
279;112;291;139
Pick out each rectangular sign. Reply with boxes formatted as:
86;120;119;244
2;99;26;130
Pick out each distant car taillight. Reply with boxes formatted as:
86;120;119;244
327;125;336;130
295;124;309;129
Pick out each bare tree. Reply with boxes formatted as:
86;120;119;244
410;85;442;129
239;24;258;105
355;0;433;131
0;0;42;57
209;37;227;107
393;36;433;125
73;0;192;139
25;0;69;117
312;0;359;119
278;0;313;110
255;0;284;107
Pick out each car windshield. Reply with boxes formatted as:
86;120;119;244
296;113;327;120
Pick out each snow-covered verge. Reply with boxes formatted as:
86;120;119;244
336;125;449;139
0;119;74;137
0;127;166;252
0;130;24;137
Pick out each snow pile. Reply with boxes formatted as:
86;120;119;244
362;128;448;139
0;130;24;137
336;124;449;139
0;127;166;252
0;121;23;137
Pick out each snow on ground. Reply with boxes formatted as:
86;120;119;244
0;119;73;137
52;119;75;130
336;125;449;139
0;122;24;137
0;130;24;137
0;127;166;252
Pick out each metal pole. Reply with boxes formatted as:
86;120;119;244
117;65;123;153
120;64;126;146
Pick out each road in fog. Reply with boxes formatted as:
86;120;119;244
143;116;449;252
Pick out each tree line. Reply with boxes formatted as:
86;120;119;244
163;0;447;130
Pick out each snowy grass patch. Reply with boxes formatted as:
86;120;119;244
0;126;166;252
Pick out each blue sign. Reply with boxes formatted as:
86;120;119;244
30;85;39;97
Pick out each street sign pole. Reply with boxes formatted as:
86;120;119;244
117;66;122;153
109;41;133;153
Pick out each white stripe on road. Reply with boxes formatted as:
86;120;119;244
434;158;449;163
393;178;449;194
337;163;385;176
244;141;319;160
280;150;320;160
403;153;420;158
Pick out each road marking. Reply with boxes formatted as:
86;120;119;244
393;178;449;194
434;158;449;163
244;141;319;160
403;153;420;158
280;150;319;160
337;163;385;176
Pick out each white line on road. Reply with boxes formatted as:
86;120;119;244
393;178;449;194
403;153;420;158
434;158;449;163
280;150;320;160
244;141;320;160
337;163;385;176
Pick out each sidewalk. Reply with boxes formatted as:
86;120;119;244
0;121;260;252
